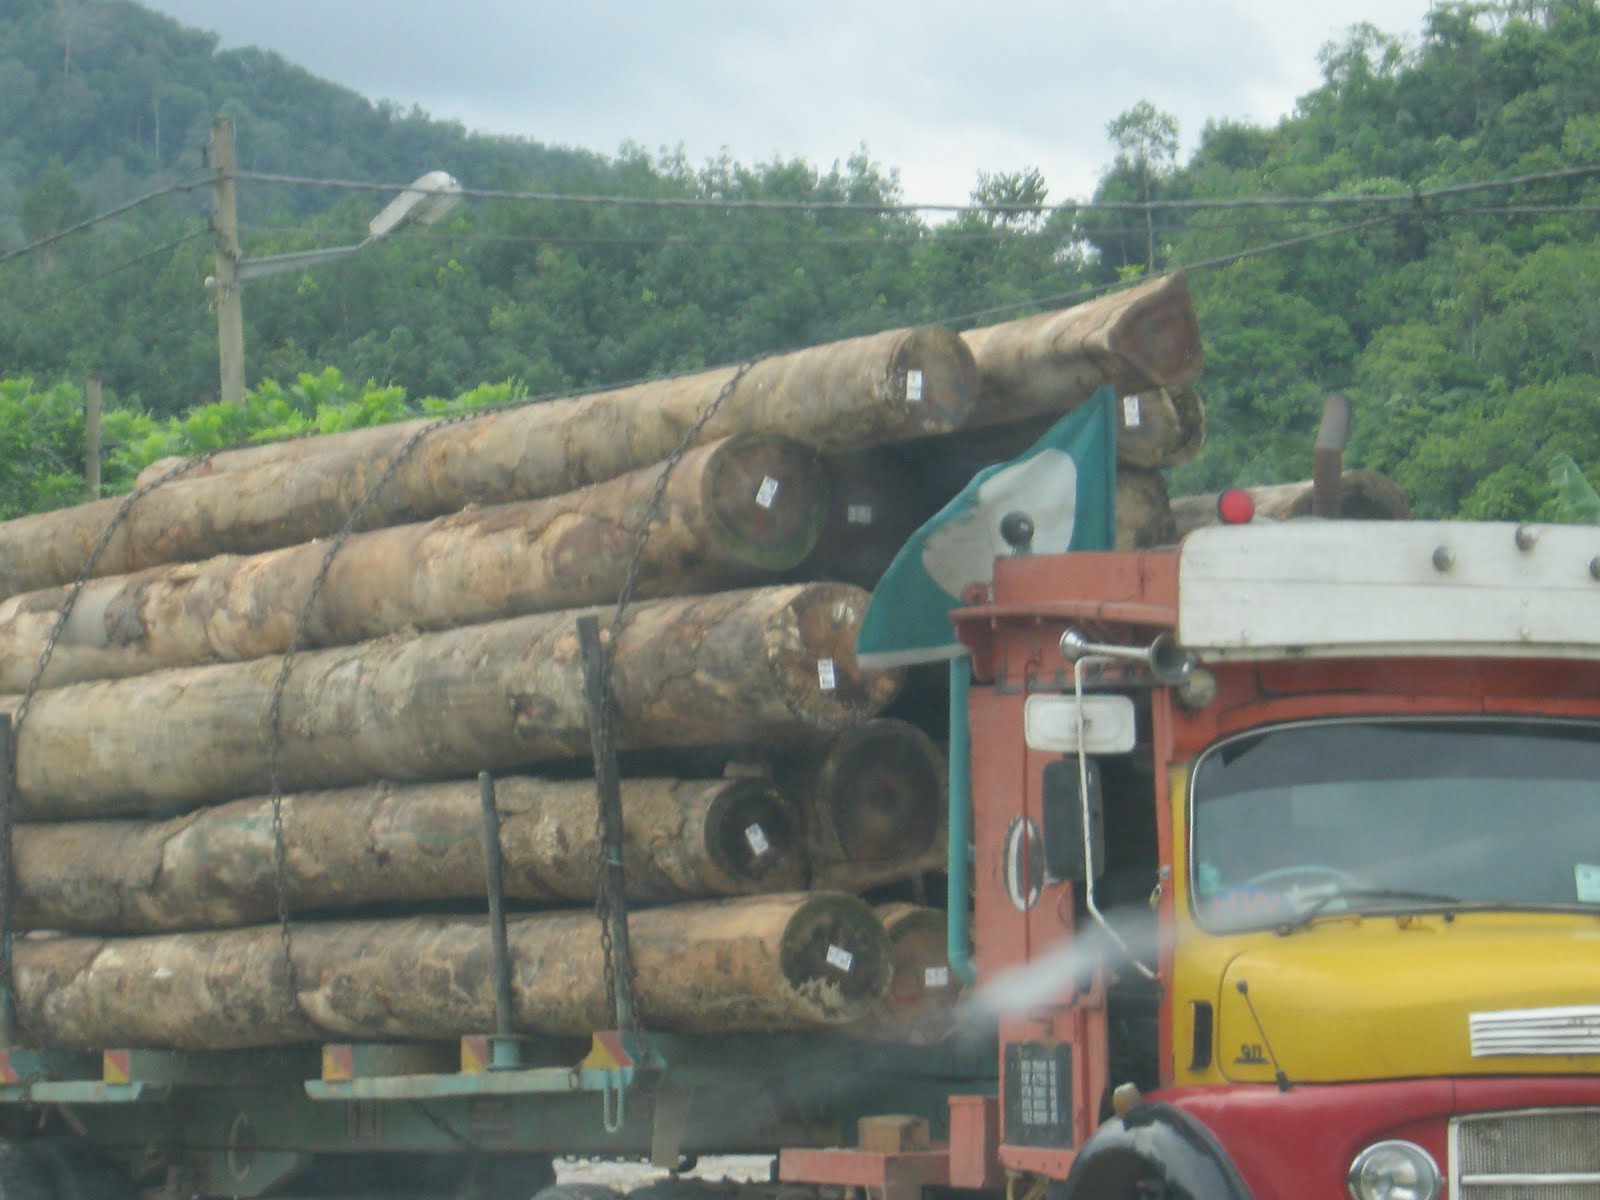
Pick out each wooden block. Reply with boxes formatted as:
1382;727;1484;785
858;1114;931;1154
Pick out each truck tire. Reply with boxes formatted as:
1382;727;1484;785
466;1154;558;1200
291;1153;556;1200
628;1181;743;1200
0;1144;50;1200
530;1185;624;1200
0;1139;133;1200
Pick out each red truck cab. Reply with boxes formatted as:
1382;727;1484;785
953;519;1600;1200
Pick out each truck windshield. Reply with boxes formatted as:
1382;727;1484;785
1189;718;1600;933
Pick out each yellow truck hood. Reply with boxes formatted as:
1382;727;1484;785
1216;913;1600;1083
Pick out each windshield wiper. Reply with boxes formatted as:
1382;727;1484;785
1274;887;1462;936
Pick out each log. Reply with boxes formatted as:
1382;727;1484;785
1114;386;1206;470
796;451;938;590
1116;468;1176;551
1169;469;1411;538
884;420;1054;515
4;583;902;819
769;719;947;893
959;274;1203;428
13;893;892;1049
0;434;827;691
889;389;1202;513
13;775;806;933
853;904;959;1040
0;326;978;598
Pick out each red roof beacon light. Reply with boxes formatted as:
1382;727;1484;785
1216;488;1256;525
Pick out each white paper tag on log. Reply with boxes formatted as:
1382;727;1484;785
924;966;951;989
744;823;771;857
826;944;854;973
817;658;838;691
755;475;780;509
847;504;874;525
1122;395;1142;428
906;369;924;403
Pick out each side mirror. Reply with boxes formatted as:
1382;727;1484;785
1024;694;1137;754
1041;757;1103;883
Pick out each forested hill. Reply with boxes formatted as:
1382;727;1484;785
0;0;609;229
2;0;1600;524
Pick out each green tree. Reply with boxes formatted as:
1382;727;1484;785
18;155;88;245
1105;101;1180;272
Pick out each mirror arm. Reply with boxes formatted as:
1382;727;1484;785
1073;655;1159;982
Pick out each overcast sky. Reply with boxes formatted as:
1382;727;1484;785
135;0;1438;204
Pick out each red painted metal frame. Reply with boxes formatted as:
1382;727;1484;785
1169;656;1600;759
778;1146;951;1200
955;551;1181;1177
948;1094;1004;1189
1158;1076;1600;1200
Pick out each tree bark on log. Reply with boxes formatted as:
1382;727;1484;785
0;327;978;599
13;775;805;933
13;893;892;1050
851;904;959;1040
1116;469;1177;551
769;719;947;893
1169;469;1411;538
4;583;901;819
0;434;827;691
959;274;1203;428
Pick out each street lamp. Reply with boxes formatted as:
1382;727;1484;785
208;115;463;404
235;170;463;283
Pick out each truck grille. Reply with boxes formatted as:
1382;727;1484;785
1453;1108;1600;1198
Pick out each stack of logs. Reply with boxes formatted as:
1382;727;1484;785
0;274;1208;1054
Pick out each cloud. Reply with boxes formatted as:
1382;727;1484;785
137;0;1436;203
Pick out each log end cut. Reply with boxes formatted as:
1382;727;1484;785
1098;273;1205;392
1116;469;1177;551
856;903;961;1040
702;777;808;893
883;325;981;438
702;434;829;572
813;719;944;866
769;583;904;730
1116;386;1207;471
778;891;894;1024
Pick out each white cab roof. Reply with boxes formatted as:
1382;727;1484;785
1177;520;1600;661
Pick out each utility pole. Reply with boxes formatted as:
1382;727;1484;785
203;126;459;406
84;372;102;498
211;116;245;406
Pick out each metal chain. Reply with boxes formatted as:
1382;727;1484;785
261;407;486;1003
409;1100;477;1152
593;357;761;1040
1;455;213;1048
10;454;214;740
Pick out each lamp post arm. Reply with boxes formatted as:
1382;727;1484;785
237;238;375;284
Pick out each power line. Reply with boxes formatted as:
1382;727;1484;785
150;213;1410;450
901;215;1403;333
0;175;211;271
19;227;209;311
1449;202;1600;215
0;159;1586;460
235;208;1403;254
229;162;1600;217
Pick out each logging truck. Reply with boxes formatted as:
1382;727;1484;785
11;505;1600;1200
2;270;1594;1199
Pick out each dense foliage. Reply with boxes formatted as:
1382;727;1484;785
1;0;1599;522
